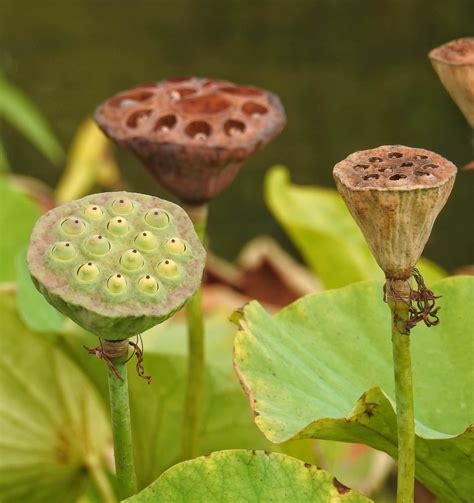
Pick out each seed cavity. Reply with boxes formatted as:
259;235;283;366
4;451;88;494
368;157;383;163
363;174;379;180
145;209;170;229
224;119;246;137
156;259;179;278
389;174;407;180
185;121;211;140
61;217;86;236
126;109;152;128
400;162;413;167
107;274;128;294
388;152;403;158
353;164;369;170
134;231;158;251
413;154;428;160
242;102;268;116
415;171;432;176
86;235;111;256
111;197;134;215
77;262;100;282
84;205;104;220
51;242;76;261
423;164;440;169
138;275;159;295
155;114;177;133
107;217;130;237
120;249;145;271
165;238;186;254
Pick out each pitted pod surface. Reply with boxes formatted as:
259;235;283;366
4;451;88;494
333;145;456;191
27;192;206;337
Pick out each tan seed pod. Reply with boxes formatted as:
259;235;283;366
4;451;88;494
429;37;474;128
333;145;456;279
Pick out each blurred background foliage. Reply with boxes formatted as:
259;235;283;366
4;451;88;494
0;0;473;271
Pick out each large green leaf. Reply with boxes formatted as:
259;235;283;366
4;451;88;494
125;450;371;502
264;166;446;289
0;177;41;282
234;277;474;502
0;293;111;503
60;311;316;491
0;71;63;165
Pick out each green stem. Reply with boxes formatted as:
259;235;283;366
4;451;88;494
86;455;117;503
103;339;138;499
387;279;415;503
181;203;208;460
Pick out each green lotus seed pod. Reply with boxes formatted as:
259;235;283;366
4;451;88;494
156;259;179;278
138;275;159;295
145;208;170;229
84;204;104;220
51;242;76;261
165;237;186;254
134;231;158;251
85;235;111;256
107;273;128;294
120;249;145;271
107;216;129;237
77;262;100;282
111;197;134;215
61;217;86;236
27;191;206;339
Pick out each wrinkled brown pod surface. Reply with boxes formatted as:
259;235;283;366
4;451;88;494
334;145;456;191
95;77;286;204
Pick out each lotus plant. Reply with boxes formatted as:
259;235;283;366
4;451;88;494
27;191;205;499
334;145;456;502
95;77;286;458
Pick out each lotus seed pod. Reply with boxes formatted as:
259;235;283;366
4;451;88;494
134;231;158;251
95;77;286;204
51;242;76;262
333;145;456;279
165;237;186;254
429;38;474;128
156;259;179;278
27;191;206;339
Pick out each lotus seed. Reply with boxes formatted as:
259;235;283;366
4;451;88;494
145;209;170;229
165;237;186;254
77;262;100;282
51;242;76;261
84;205;104;220
61;217;86;236
107;216;130;236
156;259;179;278
111;197;134;215
120;249;145;271
134;231;158;251
138;275;159;294
107;273;128;294
86;235;112;256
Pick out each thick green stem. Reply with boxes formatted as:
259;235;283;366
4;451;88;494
181;203;208;460
387;279;415;503
103;339;138;500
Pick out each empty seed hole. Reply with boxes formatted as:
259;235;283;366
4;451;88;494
185;121;212;140
400;162;414;167
423;163;440;169
363;174;379;180
242;102;268;116
353;164;369;170
388;152;403;158
368;157;383;163
177;95;230;114
224;119;246;136
155;114;177;132
413;154;428;160
378;167;391;172
415;171;432;176
220;86;263;96
126;109;152;128
390;174;407;180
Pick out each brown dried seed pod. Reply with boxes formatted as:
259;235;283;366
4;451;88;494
429;37;474;128
95;77;286;204
333;145;456;279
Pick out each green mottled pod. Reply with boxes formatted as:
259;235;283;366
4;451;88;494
333;145;456;279
28;191;206;339
429;38;474;128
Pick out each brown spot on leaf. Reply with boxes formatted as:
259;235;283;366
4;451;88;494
304;462;312;469
333;478;351;495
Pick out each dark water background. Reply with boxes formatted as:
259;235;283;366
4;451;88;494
1;0;473;271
